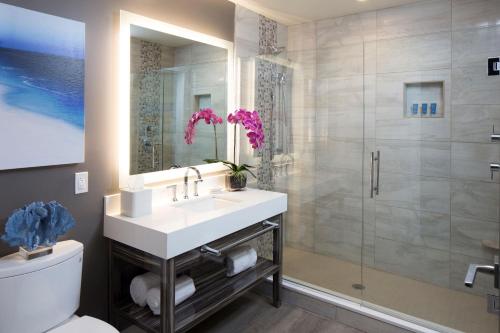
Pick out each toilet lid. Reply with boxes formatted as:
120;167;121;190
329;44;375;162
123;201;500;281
48;316;119;333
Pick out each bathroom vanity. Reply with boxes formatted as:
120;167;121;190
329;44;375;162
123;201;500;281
106;10;289;332
104;189;287;333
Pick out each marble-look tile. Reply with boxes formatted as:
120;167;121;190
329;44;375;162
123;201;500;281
191;62;227;88
452;105;500;143
290;107;316;139
376;173;450;213
376;204;450;251
376;0;451;40
452;0;500;31
375;114;422;141
277;23;288;49
235;37;259;59
376;32;451;74
314;217;363;264
375;172;420;210
364;41;377;75
451;180;500;222
420;141;452;177
316;108;364;140
451;142;500;182
420;177;451;214
376;111;451;141
160;45;175;68
452;66;500;105
451;215;499;259
235;6;259;45
291;78;316;109
375;140;451;178
314;168;362;197
289;50;316;79
374;237;450;287
317;44;364;78
190;43;228;64
452;26;500;68
288;22;316;52
315;138;363;171
451;253;497;296
316;11;376;48
316;75;364;109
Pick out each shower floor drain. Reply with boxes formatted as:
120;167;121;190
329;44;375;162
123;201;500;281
352;283;365;290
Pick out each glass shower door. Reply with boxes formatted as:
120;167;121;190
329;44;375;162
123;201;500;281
361;3;500;330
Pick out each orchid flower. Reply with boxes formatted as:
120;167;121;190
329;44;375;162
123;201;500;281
228;108;265;151
184;108;223;159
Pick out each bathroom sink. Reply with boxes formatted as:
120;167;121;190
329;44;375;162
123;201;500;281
104;188;287;259
173;196;237;214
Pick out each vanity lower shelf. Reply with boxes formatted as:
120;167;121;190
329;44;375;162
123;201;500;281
114;257;278;333
108;214;284;333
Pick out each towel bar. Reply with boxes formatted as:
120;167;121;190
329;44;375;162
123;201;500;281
200;221;279;257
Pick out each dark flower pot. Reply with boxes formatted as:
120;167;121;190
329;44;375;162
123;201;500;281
228;174;247;191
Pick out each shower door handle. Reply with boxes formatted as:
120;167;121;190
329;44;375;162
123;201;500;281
370;151;380;198
375;151;380;195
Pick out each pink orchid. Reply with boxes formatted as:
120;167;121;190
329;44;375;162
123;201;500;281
228;108;265;150
184;108;223;159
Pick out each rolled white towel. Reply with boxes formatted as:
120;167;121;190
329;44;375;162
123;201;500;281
130;272;161;307
226;245;257;277
146;275;196;315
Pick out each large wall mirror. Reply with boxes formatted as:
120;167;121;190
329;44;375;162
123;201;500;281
119;11;235;188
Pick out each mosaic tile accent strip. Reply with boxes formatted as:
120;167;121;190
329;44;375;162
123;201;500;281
256;15;278;192
137;40;162;173
254;15;280;258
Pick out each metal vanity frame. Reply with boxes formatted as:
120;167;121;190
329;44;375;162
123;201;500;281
108;214;283;333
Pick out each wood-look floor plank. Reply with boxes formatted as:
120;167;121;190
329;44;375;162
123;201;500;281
186;293;363;333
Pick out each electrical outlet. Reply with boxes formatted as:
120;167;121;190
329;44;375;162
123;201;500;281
75;172;88;194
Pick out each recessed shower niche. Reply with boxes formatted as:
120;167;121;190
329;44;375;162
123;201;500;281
404;81;444;118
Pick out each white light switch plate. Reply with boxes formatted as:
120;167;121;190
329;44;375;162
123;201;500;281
75;172;88;194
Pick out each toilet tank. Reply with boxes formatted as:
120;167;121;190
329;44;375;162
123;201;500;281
0;240;83;333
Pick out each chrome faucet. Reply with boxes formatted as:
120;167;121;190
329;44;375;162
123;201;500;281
166;184;178;202
184;167;203;199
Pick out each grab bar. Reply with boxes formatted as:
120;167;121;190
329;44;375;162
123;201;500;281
200;221;279;256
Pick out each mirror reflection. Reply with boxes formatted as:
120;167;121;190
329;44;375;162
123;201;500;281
129;25;228;175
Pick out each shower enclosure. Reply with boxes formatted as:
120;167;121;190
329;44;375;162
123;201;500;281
236;2;500;332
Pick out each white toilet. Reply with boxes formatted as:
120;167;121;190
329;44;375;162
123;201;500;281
0;240;118;333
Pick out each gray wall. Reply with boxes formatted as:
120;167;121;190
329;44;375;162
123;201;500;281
0;0;234;321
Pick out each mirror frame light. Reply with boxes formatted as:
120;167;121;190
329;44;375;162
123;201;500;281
119;10;236;189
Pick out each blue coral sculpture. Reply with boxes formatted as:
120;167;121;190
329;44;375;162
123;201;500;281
1;201;76;251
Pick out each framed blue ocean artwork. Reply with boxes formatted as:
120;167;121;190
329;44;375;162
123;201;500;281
0;3;85;170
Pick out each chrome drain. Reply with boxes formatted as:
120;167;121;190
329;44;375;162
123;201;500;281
352;283;365;290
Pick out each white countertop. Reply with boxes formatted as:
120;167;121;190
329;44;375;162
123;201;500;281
104;188;287;259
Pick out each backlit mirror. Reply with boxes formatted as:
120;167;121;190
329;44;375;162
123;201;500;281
119;11;234;188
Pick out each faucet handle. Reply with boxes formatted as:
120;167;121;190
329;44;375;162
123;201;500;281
492;125;500;142
166;184;178;202
194;179;203;197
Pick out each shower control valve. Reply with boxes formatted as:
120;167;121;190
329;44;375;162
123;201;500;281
490;162;500;180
